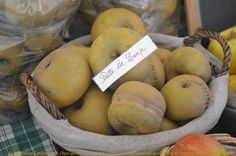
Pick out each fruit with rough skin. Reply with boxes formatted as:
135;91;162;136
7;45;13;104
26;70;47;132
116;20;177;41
161;75;210;121
33;48;91;108
108;81;166;135
90;27;165;90
164;47;211;82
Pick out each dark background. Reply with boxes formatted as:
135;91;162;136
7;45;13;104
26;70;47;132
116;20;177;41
199;0;236;32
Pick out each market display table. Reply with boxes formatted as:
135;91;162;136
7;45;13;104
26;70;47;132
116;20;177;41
0;118;58;156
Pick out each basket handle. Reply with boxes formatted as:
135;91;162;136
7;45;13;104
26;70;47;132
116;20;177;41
184;29;231;77
20;73;65;120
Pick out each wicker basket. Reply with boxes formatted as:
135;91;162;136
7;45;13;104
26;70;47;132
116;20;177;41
20;30;231;155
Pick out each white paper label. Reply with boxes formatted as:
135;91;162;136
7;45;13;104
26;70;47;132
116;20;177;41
93;35;158;91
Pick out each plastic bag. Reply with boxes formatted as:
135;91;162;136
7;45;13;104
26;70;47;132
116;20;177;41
68;0;180;39
0;0;80;123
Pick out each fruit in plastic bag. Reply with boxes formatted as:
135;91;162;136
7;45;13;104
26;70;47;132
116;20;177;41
0;85;28;112
161;75;210;121
33;47;91;108
25;31;63;53
0;35;24;76
108;81;166;135
63;86;115;135
91;8;147;41
4;0;79;27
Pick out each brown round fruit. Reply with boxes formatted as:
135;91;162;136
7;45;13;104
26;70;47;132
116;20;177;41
108;81;166;135
164;47;211;82
33;48;91;108
63;86;115;135
161;75;210;121
90;27;165;90
91;8;147;41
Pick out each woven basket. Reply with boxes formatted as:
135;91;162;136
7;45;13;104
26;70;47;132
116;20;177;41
20;30;231;155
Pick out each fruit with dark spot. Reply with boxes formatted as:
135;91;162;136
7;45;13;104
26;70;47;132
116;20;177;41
33;47;91;108
161;75;210;121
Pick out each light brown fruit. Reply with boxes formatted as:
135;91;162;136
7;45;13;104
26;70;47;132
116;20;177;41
160;117;178;131
164;47;211;82
0;86;28;112
154;48;172;63
25;32;63;53
0;36;24;76
91;8;147;41
161;75;210;121
90;27;165;90
62;44;90;60
108;81;166;135
33;48;91;108
4;0;79;27
63;86;115;135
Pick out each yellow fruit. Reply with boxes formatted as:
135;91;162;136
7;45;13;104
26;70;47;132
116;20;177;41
25;32;63;53
4;0;78;27
63;86;115;135
164;47;211;82
154;48;172;64
91;8;147;41
208;38;236;74
62;44;90;60
229;75;236;94
157;0;178;19
208;27;236;74
90;27;165;90
33;48;91;108
0;86;28;112
161;75;210;121
0;36;24;76
108;81;166;135
160;117;178;131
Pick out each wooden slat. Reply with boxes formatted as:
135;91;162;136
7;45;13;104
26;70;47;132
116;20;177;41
184;0;202;35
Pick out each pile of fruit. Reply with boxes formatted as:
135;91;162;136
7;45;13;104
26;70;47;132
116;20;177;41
0;0;79;120
208;27;236;95
32;8;214;136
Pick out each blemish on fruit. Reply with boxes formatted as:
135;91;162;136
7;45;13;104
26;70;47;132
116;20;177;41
182;82;191;88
